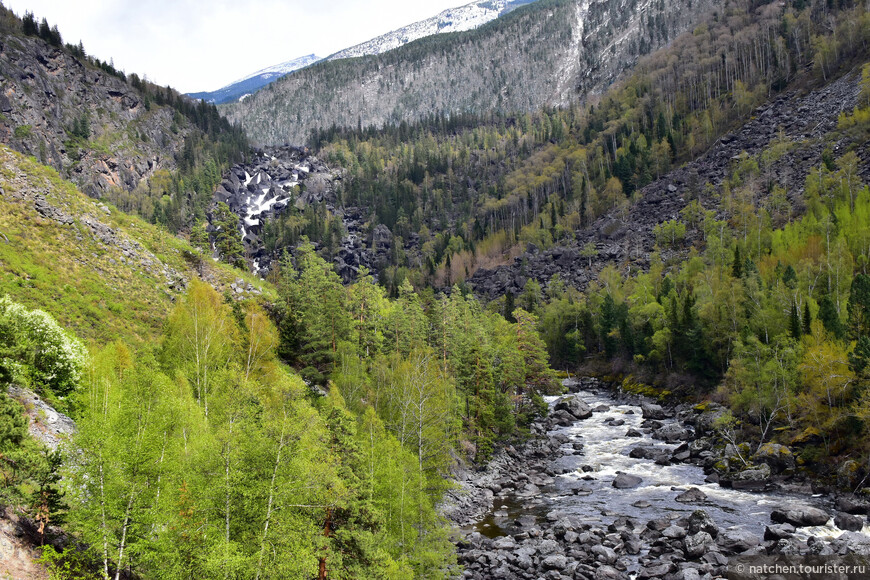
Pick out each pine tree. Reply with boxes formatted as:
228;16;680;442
732;245;743;278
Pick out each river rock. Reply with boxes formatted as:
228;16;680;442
835;511;864;532
838;496;870;515
626;428;643;437
688;510;719;538
638;561;673;578
613;473;643;489
771;505;831;527
730;463;771;491
719;529;760;554
641;402;669;420
493;536;516;550
751;443;795;474
542;554;568;570
675;487;708;503
684;531;714;558
764;523;795;540
554;395;593;420
654;423;689;442
672;569;702;580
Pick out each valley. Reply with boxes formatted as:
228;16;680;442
0;0;868;578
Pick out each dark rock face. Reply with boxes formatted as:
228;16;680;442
0;35;184;198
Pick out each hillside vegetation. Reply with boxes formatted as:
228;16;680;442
0;153;559;579
0;145;268;345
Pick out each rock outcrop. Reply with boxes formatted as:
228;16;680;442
0;33;187;199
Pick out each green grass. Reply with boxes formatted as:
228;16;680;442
0;146;273;346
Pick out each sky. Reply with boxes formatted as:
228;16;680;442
2;0;467;93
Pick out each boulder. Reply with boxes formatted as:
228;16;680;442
751;443;795;474
554;395;593;420
641;402;668;420
837;460;862;489
613;473;643;489
838;496;870;515
764;523;795;540
688;510;719;538
626;428;643;437
654;423;689;442
730;463;771;491
771;505;831;527
683;531;714;558
834;512;864;532
719;530;760;554
542;554;568;570
675;487;708;503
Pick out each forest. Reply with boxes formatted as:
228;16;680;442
0;244;558;579
292;0;870;296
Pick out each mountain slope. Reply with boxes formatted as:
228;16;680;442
0;144;268;344
327;0;538;61
0;8;247;235
187;54;322;105
224;0;715;145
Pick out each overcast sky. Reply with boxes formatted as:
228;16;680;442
3;0;466;93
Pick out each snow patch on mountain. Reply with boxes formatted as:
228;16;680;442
328;0;536;60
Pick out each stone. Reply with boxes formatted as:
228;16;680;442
718;530;760;554
626;428;643;437
763;523;795;540
834;512;864;532
837;460;862;489
654;423;688;442
637;561;673;578
771;505;831;527
538;539;560;555
751;442;795;474
493;536;516;550
730;463;771;491
675;487;707;503
641;402;668;420
683;531;714;558
687;510;718;538
554;395;593;420
613;473;643;489
591;544;618;564
542;554;568;570
838;496;870;515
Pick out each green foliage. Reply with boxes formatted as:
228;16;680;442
0;295;87;398
211;202;246;268
13;124;32;139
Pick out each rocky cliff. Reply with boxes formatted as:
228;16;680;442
0;33;188;199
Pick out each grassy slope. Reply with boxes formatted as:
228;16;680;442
0;145;273;346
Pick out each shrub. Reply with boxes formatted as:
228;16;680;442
0;295;87;396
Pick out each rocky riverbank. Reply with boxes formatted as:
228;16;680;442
451;378;870;579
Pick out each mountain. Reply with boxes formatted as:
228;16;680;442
188;1;537;106
223;0;716;145
0;6;247;233
187;53;322;105
327;0;539;61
